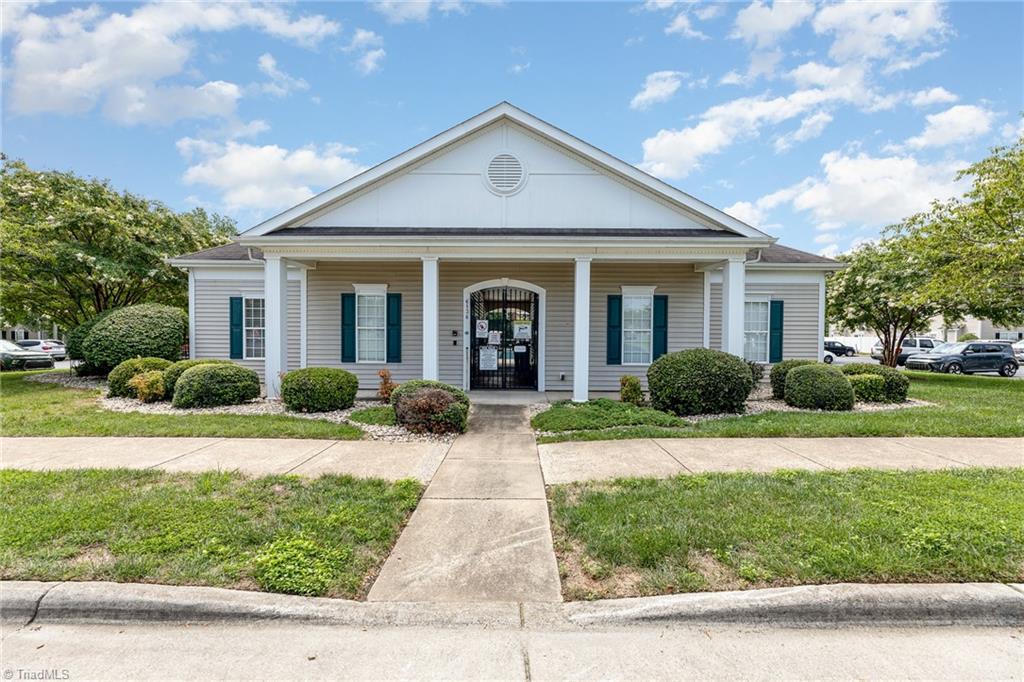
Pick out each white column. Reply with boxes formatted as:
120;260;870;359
572;257;591;402
722;257;746;357
264;256;288;399
187;269;196;359
299;268;308;368
421;257;439;381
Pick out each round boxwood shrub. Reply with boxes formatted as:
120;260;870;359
848;373;887;403
784;364;855;411
838;363;910;403
66;309;118;361
769;359;817;399
172;363;260;408
163;359;233;398
82;304;188;374
646;348;753;416
389;380;470;411
107;357;173;398
393;387;469;434
281;367;359;412
128;370;166;403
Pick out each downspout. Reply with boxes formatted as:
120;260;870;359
745;248;763;265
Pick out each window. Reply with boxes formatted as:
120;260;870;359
244;298;265;359
622;289;654;365
744;301;770;363
355;285;387;363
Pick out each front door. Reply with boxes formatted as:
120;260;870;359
469;286;539;390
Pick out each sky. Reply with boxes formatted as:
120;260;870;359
2;0;1022;256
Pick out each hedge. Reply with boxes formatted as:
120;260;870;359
81;304;188;374
107;357;173;398
66;309;117;361
393;387;468;434
769;359;817;399
647;348;753;416
848;374;887;403
162;359;234;398
784;364;855;411
389;380;470;410
281;367;359;412
172;363;260;408
838;363;910;403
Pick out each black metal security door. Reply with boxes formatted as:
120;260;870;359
469;286;539;390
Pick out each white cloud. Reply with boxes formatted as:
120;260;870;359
910;86;958;107
730;0;815;49
357;48;388;75
882;50;943;74
346;28;384;52
630;71;687;110
104;80;242;126
773;111;833;152
812;1;950;69
665;13;708;40
719;49;784;86
344;29;386;75
508;62;531;75
694;4;724;21
724;184;803;227
178;138;368;212
1001;118;1024;142
371;0;471;24
256;53;309;97
905;104;995;149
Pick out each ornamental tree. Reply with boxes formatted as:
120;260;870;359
0;157;235;330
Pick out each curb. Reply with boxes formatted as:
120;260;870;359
3;581;1022;629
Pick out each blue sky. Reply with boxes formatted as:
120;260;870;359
3;1;1021;255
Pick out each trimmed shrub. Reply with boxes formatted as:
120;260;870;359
281;367;358;413
393;387;468;434
129;370;166;403
838;363;910;403
769;359;817;399
747;361;765;385
66;309;117;361
172;363;260;408
848;374;887;403
107;357;173;398
620;375;644;406
647;348;753;416
390;380;470;411
82;304;188;374
163;359;233;398
784;364;855;411
378;368;397;402
958;333;978;341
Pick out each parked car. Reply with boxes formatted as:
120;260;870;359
824;340;856;357
905;340;1019;377
1013;340;1024;363
871;337;939;366
823;350;836;364
16;338;67;360
0;339;56;371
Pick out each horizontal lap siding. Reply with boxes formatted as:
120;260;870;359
589;263;704;391
438;261;575;391
193;278;300;380
307;262;423;388
709;281;821;360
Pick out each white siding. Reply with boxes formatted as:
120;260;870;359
709;281;821;361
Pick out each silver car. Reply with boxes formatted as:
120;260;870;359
16;338;67;361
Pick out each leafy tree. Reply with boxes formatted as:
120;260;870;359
0;157;234;330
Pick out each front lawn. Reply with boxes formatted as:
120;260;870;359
532;398;684;432
0;468;421;598
550;468;1024;600
536;372;1024;442
0;371;363;439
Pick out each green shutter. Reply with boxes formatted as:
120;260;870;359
386;293;402;363
341;293;356;363
769;300;784;363
607;295;622;365
229;297;243;359
653;295;668;360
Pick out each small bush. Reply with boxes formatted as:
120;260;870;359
848;374;887;403
378;368;397;402
747;361;765;384
163;359;233;397
253;536;351;596
647;348;753;416
172;363;260;408
107;357;173;398
82;304;188;374
128;370;167;403
784;364;854;411
394;387;468;434
281;367;358;412
769;359;817;399
390;380;470;410
838;364;910;403
620;375;644;406
958;333;978;341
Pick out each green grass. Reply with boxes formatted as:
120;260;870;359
349;405;397;426
550;468;1024;600
532;398;685;432
0;371;363;439
0;468;421;598
537;372;1024;442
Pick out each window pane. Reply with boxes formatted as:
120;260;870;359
357;329;385;362
357;295;385;328
623;330;651;364
244;298;265;359
743;301;769;362
356;293;386;362
622;294;653;364
245;329;265;359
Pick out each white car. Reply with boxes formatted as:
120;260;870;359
823;350;836;364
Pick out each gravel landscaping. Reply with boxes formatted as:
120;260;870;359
24;371;107;391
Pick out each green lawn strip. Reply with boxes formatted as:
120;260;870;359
0;372;363;439
550;468;1024;601
536;373;1024;442
532;398;685;433
0;468;421;598
349;405;397;426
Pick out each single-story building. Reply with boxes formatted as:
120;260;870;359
171;102;842;401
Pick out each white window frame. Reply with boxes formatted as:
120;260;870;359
243;296;265;360
353;283;388;364
743;297;770;364
620;286;656;366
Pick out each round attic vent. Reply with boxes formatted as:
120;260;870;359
486;153;525;194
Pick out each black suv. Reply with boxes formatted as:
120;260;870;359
905;340;1019;377
824;340;856;357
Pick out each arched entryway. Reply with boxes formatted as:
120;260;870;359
463;279;545;391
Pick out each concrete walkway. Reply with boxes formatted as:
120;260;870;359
367;405;562;603
540;436;1024;484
